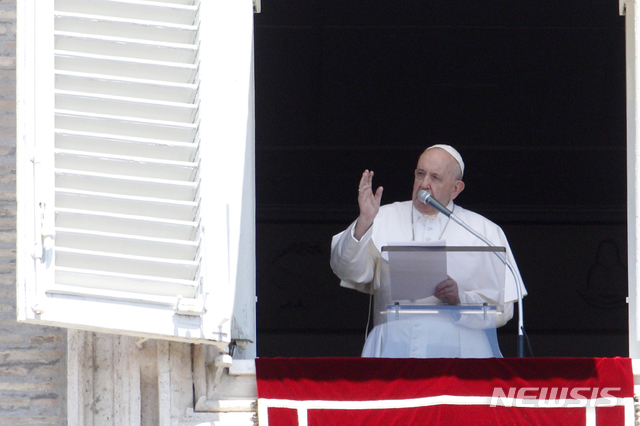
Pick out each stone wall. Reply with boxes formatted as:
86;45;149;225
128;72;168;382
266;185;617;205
0;1;68;425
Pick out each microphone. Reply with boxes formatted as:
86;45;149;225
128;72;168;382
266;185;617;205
417;190;452;217
417;189;526;357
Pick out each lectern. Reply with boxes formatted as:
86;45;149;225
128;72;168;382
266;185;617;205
366;245;507;358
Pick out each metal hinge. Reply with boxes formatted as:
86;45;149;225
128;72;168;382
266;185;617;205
32;202;55;262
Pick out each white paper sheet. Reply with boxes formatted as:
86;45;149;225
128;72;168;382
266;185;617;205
383;240;448;301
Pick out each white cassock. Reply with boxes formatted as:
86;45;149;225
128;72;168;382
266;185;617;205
330;200;527;358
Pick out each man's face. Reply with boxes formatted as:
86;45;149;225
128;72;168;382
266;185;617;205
412;148;464;215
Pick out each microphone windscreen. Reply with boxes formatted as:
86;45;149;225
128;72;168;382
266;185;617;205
418;190;430;204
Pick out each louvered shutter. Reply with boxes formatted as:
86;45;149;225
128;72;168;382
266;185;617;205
17;0;256;350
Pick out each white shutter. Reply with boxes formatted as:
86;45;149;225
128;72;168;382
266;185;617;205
17;0;256;350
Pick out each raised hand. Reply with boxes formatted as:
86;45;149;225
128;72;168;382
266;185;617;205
354;170;383;240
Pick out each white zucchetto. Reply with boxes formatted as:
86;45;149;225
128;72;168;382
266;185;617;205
426;144;465;178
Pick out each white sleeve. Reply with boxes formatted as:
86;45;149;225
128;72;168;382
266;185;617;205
498;228;527;303
330;220;376;294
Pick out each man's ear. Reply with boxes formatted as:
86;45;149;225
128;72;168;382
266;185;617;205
451;180;465;200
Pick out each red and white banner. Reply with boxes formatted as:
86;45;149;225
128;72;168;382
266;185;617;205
256;357;634;426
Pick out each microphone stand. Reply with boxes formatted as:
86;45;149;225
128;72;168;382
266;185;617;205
447;214;525;358
418;191;525;357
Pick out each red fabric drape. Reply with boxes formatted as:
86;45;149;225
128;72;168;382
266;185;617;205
256;357;634;426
